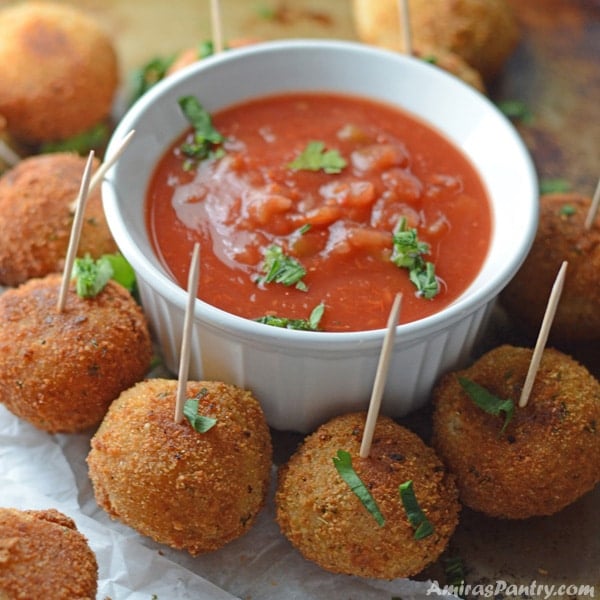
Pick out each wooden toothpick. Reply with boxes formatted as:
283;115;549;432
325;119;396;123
174;243;201;423
398;0;413;56
0;139;20;167
210;0;224;54
584;177;600;230
56;151;95;312
360;293;402;458
518;261;568;408
69;129;135;212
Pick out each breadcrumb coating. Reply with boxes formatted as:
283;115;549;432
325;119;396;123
0;153;118;286
0;507;97;600
501;193;600;345
276;411;459;579
352;0;519;81
87;378;273;555
0;274;152;432
0;1;118;144
432;345;600;518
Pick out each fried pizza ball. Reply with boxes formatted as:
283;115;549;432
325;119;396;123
501;193;600;346
0;507;98;600
432;345;600;519
0;152;118;287
413;45;486;93
0;1;119;145
0;273;152;433
352;0;519;81
275;411;460;579
166;38;262;76
87;378;273;555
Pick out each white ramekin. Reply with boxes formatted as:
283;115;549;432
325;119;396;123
102;40;538;432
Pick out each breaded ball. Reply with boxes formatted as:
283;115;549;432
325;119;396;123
0;507;98;600
501;193;600;345
166;38;262;76
413;45;486;93
352;0;519;81
0;273;153;433
432;345;600;519
87;378;273;555
275;411;460;579
0;1;119;144
0;152;118;286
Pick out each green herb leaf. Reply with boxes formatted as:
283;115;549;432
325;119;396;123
559;204;577;216
333;449;385;526
101;253;137;293
71;255;114;298
183;388;217;433
129;55;176;104
178;96;226;166
458;376;515;434
288;141;347;174
496;99;533;124
254;302;325;331
391;217;440;299
540;178;571;195
443;555;466;590
39;122;110;155
307;302;325;329
196;39;215;59
256;244;307;290
399;480;434;540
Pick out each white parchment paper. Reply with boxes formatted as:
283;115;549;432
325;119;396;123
0;403;455;600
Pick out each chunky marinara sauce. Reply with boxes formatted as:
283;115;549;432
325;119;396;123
146;92;491;332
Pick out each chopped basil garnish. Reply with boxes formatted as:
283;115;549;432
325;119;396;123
178;96;226;167
496;99;533;124
129;41;216;106
399;480;434;540
256;244;307;290
183;388;217;433
333;449;385;526
288;140;347;174
39;122;110;155
458;376;515;434
391;217;440;299
540;178;571;195
196;39;215;59
130;55;176;104
72;255;113;298
101;253;137;293
255;302;325;331
443;554;467;590
559;204;577;216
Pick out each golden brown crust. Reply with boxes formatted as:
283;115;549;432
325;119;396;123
352;0;519;81
413;45;486;93
0;507;97;600
87;379;273;555
501;193;600;345
432;345;600;518
0;152;118;286
275;412;459;579
0;1;119;144
0;274;152;432
166;38;263;76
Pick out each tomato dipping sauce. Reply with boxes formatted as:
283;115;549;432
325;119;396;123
146;92;492;332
